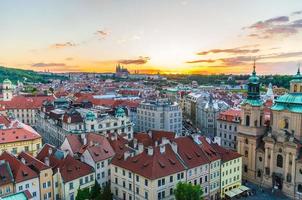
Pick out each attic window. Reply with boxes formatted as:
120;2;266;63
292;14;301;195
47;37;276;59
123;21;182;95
158;160;165;168
22;171;28;176
132;158;138;163
168;158;176;165
143;162;149;167
194;151;201;157
94;152;99;156
185;153;193;160
104;149;109;153
117;155;123;160
67;168;72;172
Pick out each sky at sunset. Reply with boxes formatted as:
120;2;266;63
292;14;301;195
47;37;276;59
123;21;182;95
1;0;302;74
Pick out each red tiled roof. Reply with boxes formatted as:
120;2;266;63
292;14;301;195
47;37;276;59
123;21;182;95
134;130;176;147
112;144;185;180
66;133;115;162
0;95;55;109
0;161;14;186
0;152;38;183
0;114;11;127
211;143;241;162
108;134;130;155
0;124;41;144
198;136;221;161
18;151;50;172
218;109;241;122
173;137;209;168
36;144;94;183
62;111;83;123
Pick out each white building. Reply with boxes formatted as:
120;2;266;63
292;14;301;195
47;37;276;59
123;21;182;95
61;133;115;187
137;99;182;135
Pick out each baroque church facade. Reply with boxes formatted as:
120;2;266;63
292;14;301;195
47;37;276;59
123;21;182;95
237;65;302;199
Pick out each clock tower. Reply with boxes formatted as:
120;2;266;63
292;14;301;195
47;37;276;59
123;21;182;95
237;63;266;182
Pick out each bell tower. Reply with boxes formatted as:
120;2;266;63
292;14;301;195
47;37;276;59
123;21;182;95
290;66;302;93
237;62;266;182
2;79;13;101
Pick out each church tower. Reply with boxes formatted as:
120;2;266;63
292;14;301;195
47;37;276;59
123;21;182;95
237;63;266;182
2;79;13;101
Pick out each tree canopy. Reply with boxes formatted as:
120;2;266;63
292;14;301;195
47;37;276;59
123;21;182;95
174;182;204;200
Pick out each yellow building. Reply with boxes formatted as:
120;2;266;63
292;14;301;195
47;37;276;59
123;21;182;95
212;143;242;198
18;152;54;200
0;117;42;156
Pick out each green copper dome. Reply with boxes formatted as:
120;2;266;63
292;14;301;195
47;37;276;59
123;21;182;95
290;67;302;83
271;93;302;113
115;107;125;117
86;111;96;120
248;66;260;84
3;79;12;84
245;64;262;106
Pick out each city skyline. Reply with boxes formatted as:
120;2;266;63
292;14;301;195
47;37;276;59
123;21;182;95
1;0;302;74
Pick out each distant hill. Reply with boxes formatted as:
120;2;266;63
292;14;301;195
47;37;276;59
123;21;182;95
0;66;67;84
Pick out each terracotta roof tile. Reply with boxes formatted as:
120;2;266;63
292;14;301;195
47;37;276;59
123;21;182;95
0;152;38;183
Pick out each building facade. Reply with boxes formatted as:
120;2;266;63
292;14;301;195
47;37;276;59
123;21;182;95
237;66;302;199
137;99;182;135
217;109;241;150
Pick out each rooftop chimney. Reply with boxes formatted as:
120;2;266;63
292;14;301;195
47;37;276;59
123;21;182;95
159;144;166;154
124;151;130;160
147;146;153;156
48;147;53;155
162;137;168;145
133;138;138;149
171;142;178;153
138;143;144;154
44;157;50;166
81;134;87;145
147;130;152;138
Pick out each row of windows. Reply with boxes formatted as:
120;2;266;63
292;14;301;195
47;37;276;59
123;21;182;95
222;175;240;186
222;166;240;176
219;123;237;131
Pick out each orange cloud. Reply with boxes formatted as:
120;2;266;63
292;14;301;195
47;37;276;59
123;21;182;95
118;56;150;65
50;42;77;49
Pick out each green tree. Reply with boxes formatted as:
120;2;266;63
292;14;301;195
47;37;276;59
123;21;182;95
98;184;113;200
174;182;204;200
90;181;101;199
76;187;90;200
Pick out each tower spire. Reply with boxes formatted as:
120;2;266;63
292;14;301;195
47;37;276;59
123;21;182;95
298;63;301;75
252;58;256;75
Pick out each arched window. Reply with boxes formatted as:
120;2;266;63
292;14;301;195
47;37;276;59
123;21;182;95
245;115;250;126
298;184;302;193
277;155;283;168
245;150;248;157
257;170;261;177
294;84;298;92
300;86;302;92
284;119;289;129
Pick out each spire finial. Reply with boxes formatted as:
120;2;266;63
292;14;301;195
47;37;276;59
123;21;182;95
298;63;301;75
252;58;256;75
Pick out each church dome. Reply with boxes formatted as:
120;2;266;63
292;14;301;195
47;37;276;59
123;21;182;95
115;107;125;117
86;111;96;120
3;79;12;84
248;67;260;84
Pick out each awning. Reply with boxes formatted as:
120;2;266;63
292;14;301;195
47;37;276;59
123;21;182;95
239;185;250;192
231;188;244;195
225;190;237;198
